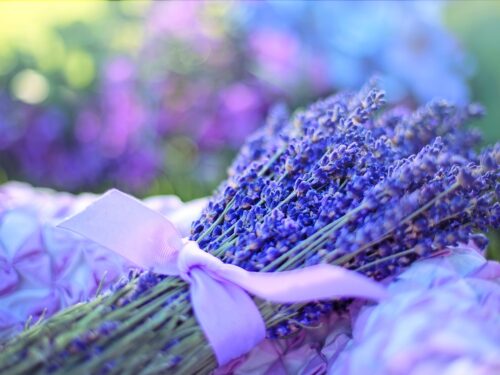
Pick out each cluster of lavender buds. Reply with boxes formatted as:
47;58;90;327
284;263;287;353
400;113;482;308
192;82;499;337
0;83;498;374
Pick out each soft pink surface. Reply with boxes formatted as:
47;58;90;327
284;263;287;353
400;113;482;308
0;182;204;338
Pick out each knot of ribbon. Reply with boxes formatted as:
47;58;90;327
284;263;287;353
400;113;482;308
58;189;387;365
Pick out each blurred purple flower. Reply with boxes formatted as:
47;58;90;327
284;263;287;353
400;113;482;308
249;29;301;85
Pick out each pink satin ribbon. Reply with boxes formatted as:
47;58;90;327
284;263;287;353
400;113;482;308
57;189;387;365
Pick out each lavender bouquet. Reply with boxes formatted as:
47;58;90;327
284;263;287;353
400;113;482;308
0;83;499;374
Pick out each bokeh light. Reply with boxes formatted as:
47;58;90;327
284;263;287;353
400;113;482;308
11;69;50;104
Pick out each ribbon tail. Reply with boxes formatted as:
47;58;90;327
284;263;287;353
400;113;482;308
189;268;266;366
221;263;388;303
56;189;183;275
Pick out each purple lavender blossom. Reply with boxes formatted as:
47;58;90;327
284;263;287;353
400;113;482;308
190;83;499;338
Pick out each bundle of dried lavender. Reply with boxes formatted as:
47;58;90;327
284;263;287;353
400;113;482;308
1;83;498;374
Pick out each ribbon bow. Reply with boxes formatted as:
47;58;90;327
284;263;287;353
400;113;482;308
58;189;386;365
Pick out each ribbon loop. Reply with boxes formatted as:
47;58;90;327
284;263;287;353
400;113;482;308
177;240;224;282
57;189;387;366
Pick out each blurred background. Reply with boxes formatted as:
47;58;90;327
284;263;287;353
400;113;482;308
0;1;499;255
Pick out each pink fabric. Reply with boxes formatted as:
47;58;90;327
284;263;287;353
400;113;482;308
217;246;500;375
0;182;205;339
58;189;387;365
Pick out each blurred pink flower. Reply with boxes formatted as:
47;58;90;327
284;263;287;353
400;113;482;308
249;29;301;85
148;1;201;39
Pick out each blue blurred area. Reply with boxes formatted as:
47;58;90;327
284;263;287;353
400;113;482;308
236;1;470;104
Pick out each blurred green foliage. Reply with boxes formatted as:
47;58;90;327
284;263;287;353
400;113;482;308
446;1;500;145
446;1;500;260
